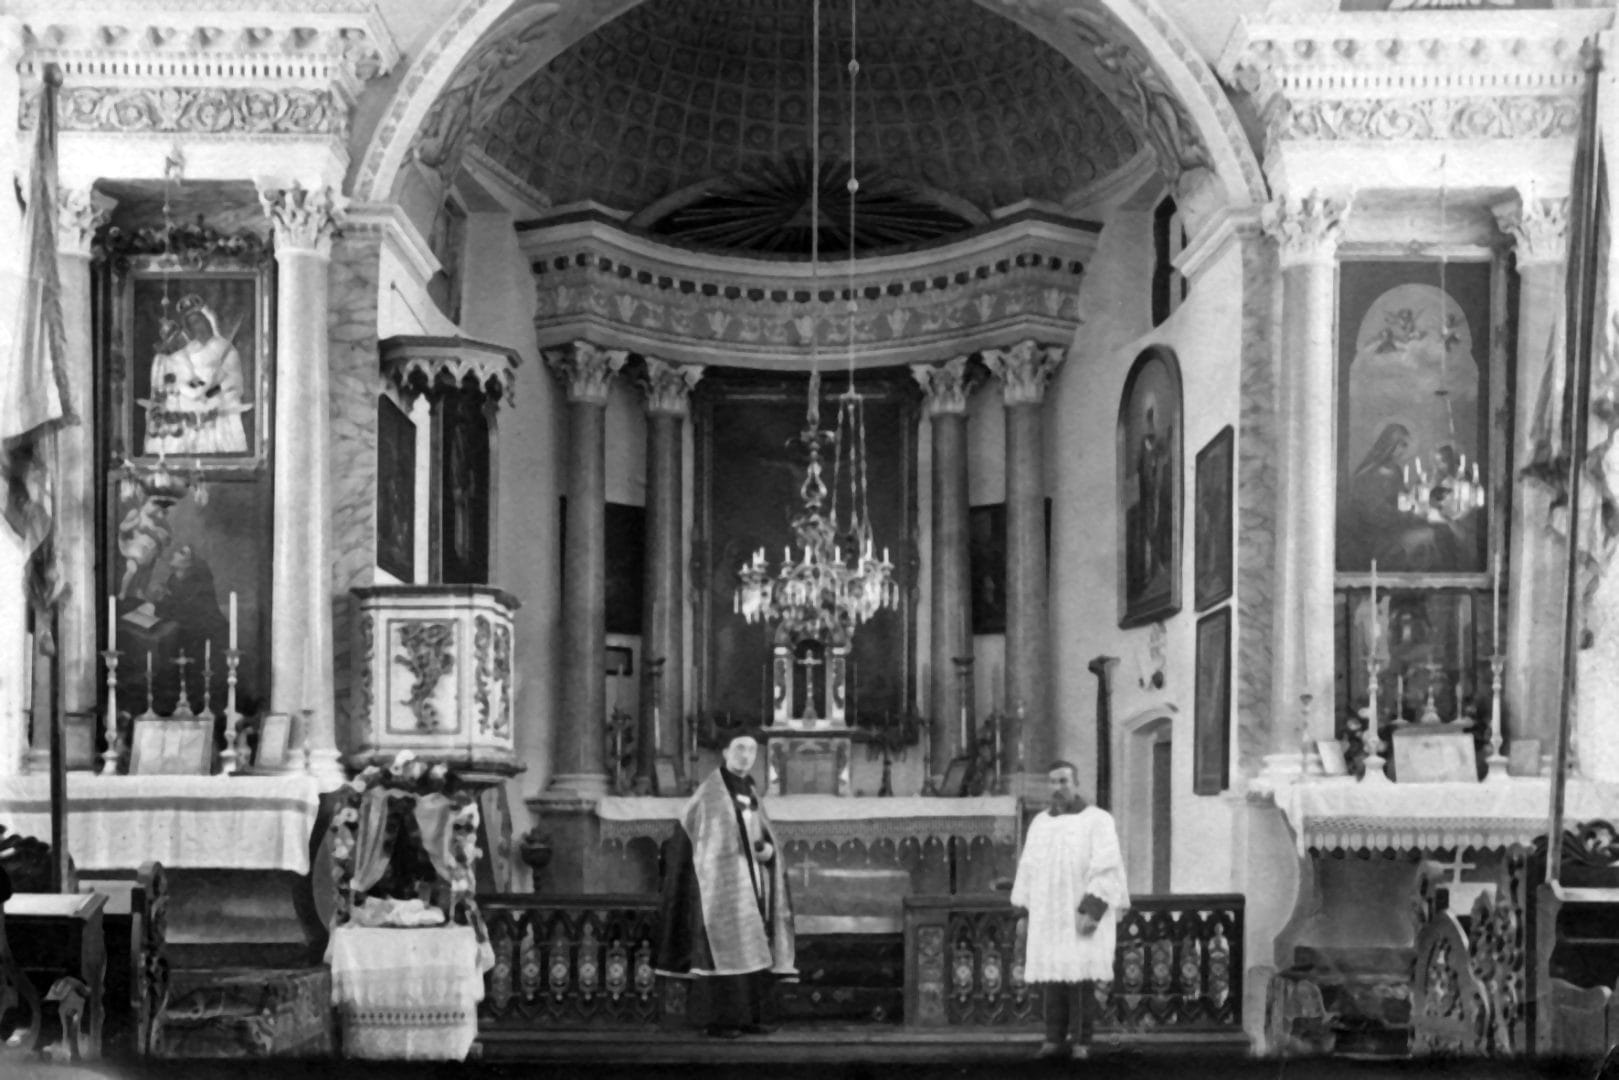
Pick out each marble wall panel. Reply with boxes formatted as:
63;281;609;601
1236;233;1279;775
328;234;384;749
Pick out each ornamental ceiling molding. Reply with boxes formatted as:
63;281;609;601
380;335;522;406
14;0;399;136
521;211;1096;369
1219;9;1612;150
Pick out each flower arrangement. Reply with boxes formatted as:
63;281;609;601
328;750;482;929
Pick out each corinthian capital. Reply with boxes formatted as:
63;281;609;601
1492;194;1569;269
1261;192;1350;268
641;357;704;417
258;181;347;258
546;341;628;405
983;340;1066;406
911;356;973;416
57;187;116;257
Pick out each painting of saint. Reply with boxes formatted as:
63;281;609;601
1117;347;1183;627
127;271;263;462
1337;263;1492;574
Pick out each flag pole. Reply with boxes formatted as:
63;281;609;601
1547;39;1604;888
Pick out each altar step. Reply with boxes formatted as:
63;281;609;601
474;1024;1252;1064
776;934;904;1024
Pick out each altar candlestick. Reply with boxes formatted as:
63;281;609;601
653;702;662;756
1492;550;1502;655
228;591;238;650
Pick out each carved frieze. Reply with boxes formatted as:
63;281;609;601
1276;95;1581;145
22;86;346;137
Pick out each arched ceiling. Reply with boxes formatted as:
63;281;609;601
469;0;1142;250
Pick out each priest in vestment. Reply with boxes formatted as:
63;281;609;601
1011;759;1129;1060
655;732;797;1037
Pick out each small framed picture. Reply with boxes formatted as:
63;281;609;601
1508;738;1543;777
129;719;214;776
939;757;971;798
255;712;293;771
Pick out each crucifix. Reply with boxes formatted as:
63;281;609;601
171;649;196;718
795;649;824;720
1419;655;1444;724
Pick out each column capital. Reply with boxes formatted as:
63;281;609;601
983;340;1066;406
546;341;628;405
57;187;115;258
1493;194;1569;268
1261;191;1351;268
641;357;704;417
258;181;347;258
911;356;974;416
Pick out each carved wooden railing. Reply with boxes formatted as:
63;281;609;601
479;895;662;1032
903;893;1244;1032
132;861;168;1057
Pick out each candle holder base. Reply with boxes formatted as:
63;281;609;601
1360;755;1391;783
1485;753;1511;782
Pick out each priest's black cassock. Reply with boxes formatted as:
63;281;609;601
655;761;796;1033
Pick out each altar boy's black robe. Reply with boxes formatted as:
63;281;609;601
655;767;796;1028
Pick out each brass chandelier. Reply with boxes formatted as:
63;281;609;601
732;0;897;641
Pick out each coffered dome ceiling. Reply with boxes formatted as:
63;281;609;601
471;0;1141;254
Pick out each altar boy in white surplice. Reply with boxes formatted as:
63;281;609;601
1010;760;1129;1061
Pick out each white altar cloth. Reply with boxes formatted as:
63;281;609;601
0;774;321;873
327;926;487;1061
597;794;1021;845
1272;776;1619;854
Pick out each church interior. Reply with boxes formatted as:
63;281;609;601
0;0;1618;1067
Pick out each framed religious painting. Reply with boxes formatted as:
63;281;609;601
1194;426;1234;612
1336;258;1495;578
1193;606;1232;796
110;254;275;473
376;394;416;582
1117;346;1184;628
969;504;1007;634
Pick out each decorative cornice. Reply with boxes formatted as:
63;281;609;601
344;201;443;285
258;181;346;258
1492;194;1570;268
381;335;521;407
521;211;1095;369
57;187;116;257
983;339;1066;406
911;356;974;417
13;1;400;104
640;357;703;418
1261;192;1351;268
546;341;627;406
1220;10;1608;157
22;86;346;138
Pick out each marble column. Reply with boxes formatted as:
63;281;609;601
25;187;115;773
546;341;626;798
260;183;346;787
984;340;1065;777
638;357;701;790
1261;192;1349;754
1493;194;1567;760
912;356;973;776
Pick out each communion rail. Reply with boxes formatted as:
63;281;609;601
477;891;1244;1038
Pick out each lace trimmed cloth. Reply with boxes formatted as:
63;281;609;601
597;794;1021;845
1273;776;1619;855
326;925;491;1060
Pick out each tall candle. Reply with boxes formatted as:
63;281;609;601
228;591;238;650
108;595;117;652
1492;550;1502;655
1369;560;1379;650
